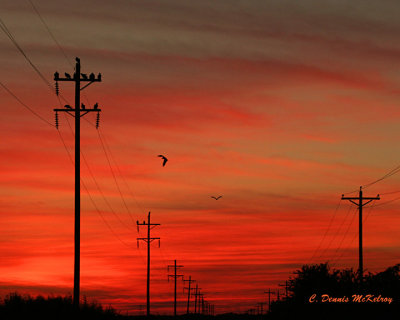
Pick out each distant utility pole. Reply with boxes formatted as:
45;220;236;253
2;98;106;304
183;276;195;314
193;284;201;314
257;302;265;314
342;186;380;282
199;293;204;314
278;281;289;299
168;260;184;316
137;212;161;316
264;289;275;312
53;57;102;307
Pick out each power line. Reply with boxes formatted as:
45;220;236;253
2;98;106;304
331;205;376;268
0;16;53;92
97;130;137;224
329;207;358;265
0;80;54;127
27;0;72;67
317;203;354;260
98;129;148;215
57;128;135;250
308;199;342;263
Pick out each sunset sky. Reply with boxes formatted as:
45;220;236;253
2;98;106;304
2;0;400;315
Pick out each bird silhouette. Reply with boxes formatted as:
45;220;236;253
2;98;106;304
94;102;98;109
54;71;59;80
81;73;88;80
89;73;95;81
158;155;168;167
64;72;71;79
64;104;72;109
98;73;102;81
81;103;85;110
211;196;222;200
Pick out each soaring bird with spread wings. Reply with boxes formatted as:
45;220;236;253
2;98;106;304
158;155;168;167
211;196;222;200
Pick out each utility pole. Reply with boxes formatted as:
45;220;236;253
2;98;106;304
264;289;275;312
53;57;102;307
168;260;184;316
137;212;161;316
199;293;204;314
183;276;195;314
342;186;380;282
258;302;265;315
193;284;201;314
276;289;280;301
278;281;289;299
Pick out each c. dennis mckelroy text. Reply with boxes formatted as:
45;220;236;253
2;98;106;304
309;294;393;304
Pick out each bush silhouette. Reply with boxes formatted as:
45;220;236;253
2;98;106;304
0;293;120;320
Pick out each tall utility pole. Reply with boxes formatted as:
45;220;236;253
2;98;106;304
183;276;195;314
53;57;102;307
342;186;380;282
137;212;161;316
168;260;184;316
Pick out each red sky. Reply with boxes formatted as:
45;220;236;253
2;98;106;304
1;0;400;315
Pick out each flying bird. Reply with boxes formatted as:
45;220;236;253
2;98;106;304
64;72;71;79
158;155;168;167
211;196;222;200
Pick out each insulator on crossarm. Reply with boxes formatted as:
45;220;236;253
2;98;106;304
96;111;100;129
55;111;59;129
55;81;59;96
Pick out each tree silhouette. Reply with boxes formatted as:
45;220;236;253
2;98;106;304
269;263;400;320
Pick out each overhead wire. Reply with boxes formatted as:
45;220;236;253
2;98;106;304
98;129;148;215
330;205;376;268
328;207;358;265
62;113;136;232
317;203;353;261
0;80;54;127
308;199;342;264
27;0;72;68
